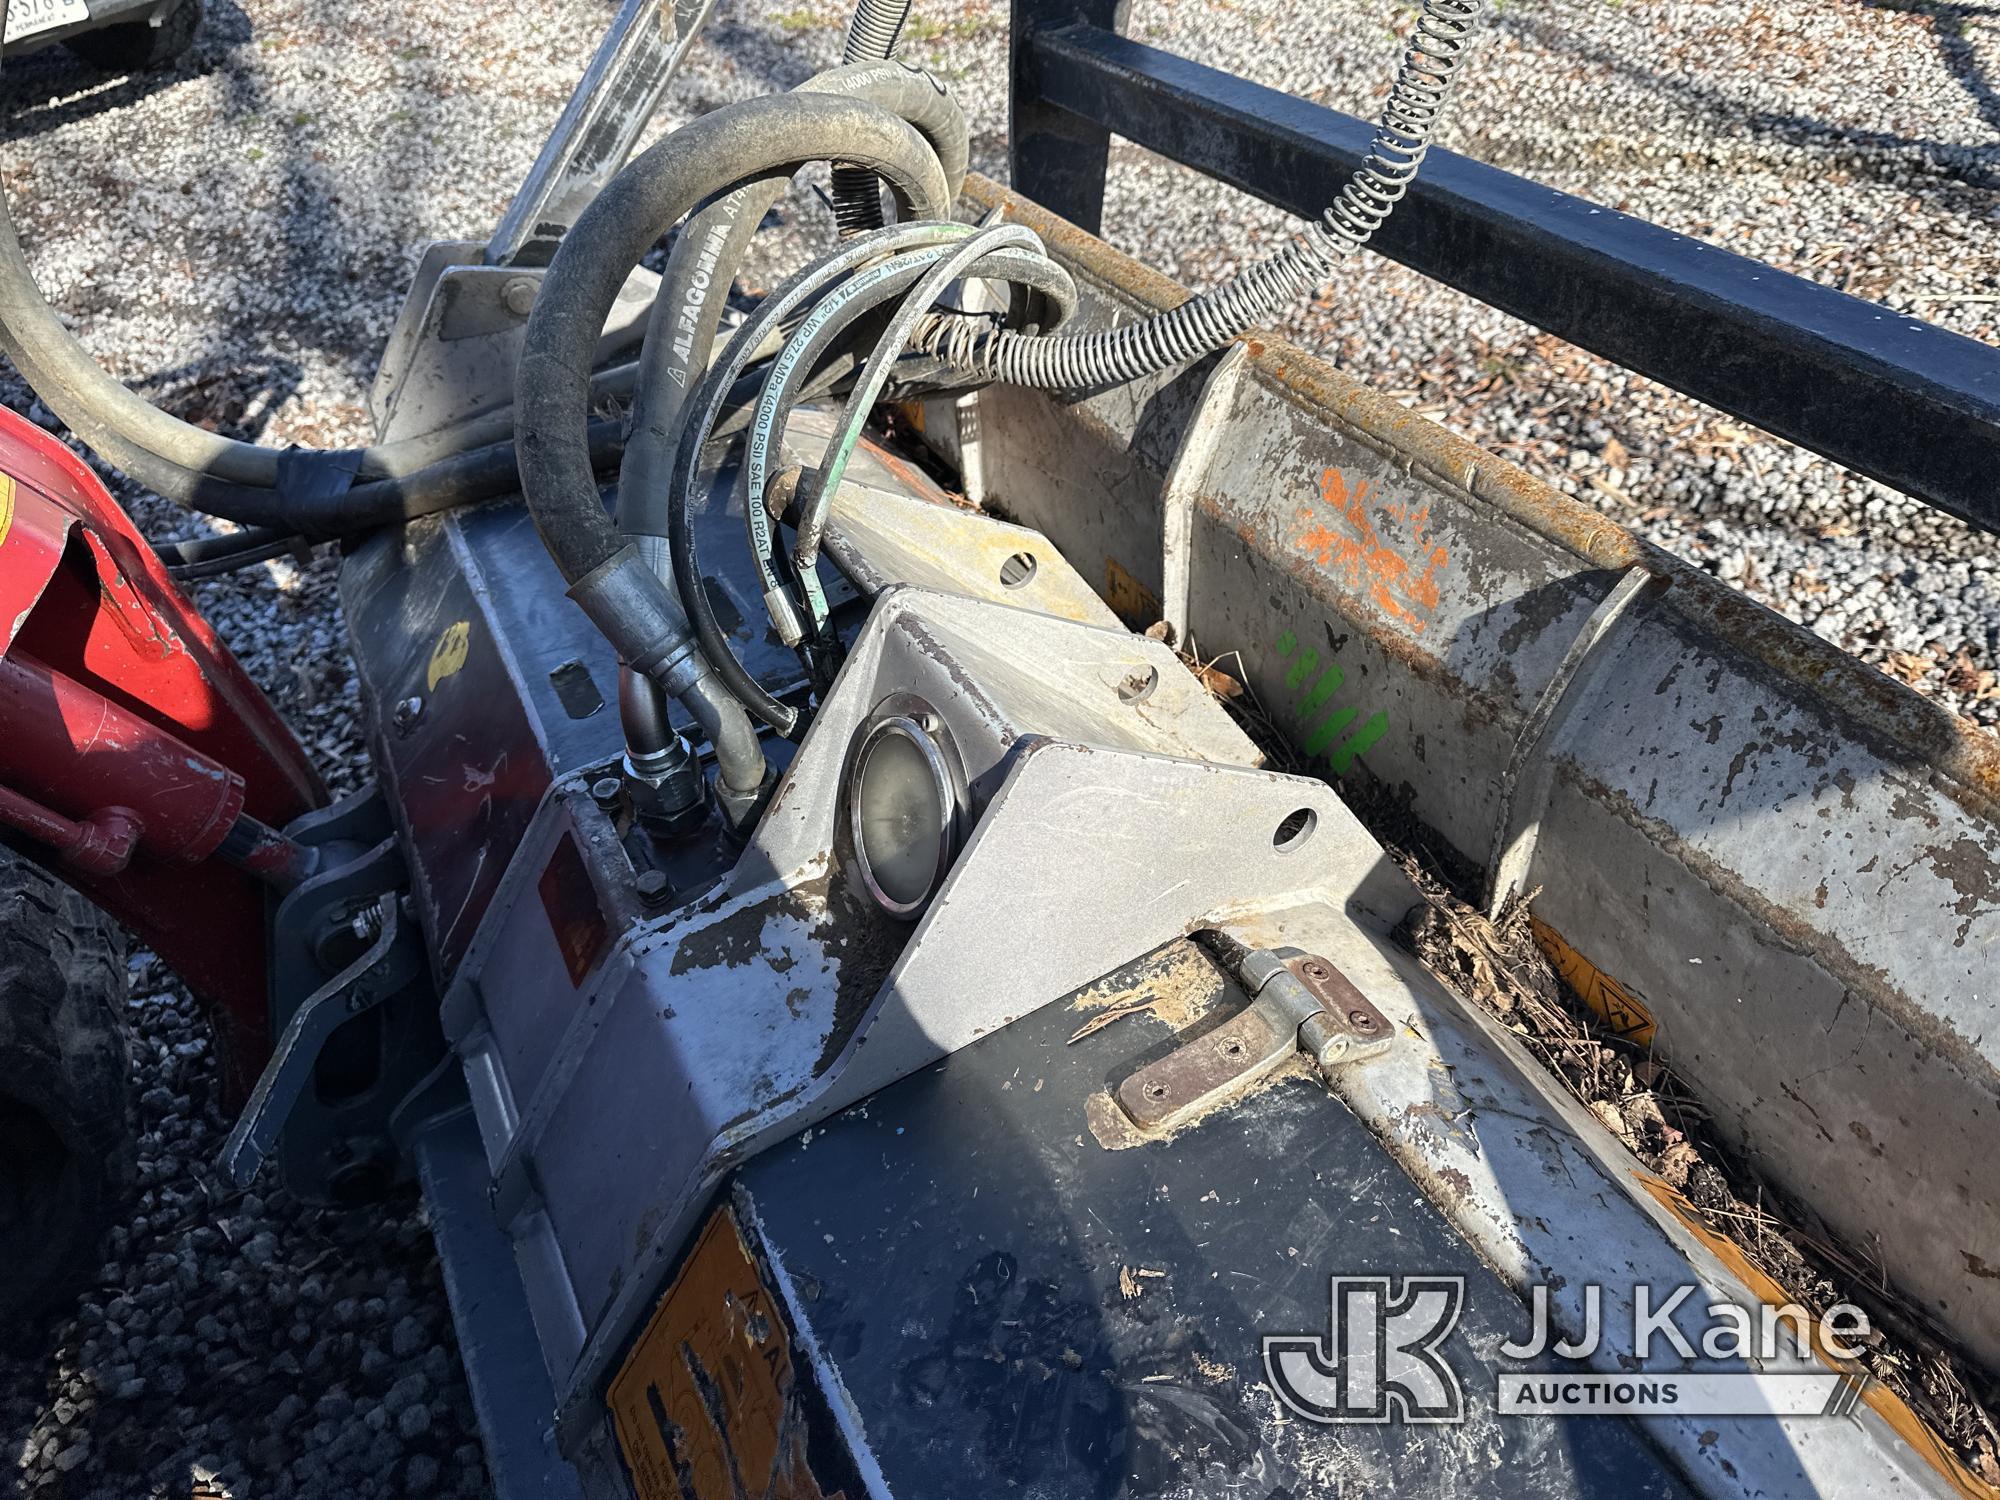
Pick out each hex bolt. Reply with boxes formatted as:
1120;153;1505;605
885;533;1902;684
635;870;671;907
590;776;624;812
502;276;540;318
391;696;424;736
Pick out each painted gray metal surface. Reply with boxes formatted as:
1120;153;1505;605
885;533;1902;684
1223;896;1966;1500
439;572;1418;1452
368;247;659;443
917;175;2000;1375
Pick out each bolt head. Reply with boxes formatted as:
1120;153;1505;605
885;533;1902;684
1349;1008;1378;1032
502;276;540;318
634;870;672;906
590;776;625;810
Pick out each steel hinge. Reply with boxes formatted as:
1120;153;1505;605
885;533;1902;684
1114;946;1392;1133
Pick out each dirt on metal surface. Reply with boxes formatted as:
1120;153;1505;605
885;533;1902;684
1184;643;2000;1489
1411;881;2000;1492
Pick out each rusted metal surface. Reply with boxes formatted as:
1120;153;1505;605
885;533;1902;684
1114;946;1391;1132
935;173;2000;1369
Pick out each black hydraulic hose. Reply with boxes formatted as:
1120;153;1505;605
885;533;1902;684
683;675;766;794
830;3;918;234
661;222;975;734
515;93;950;795
790;225;1048;582
0;146;645;530
620;62;967;545
517;92;949;586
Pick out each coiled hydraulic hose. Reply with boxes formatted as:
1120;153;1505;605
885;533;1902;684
619;61;967;545
829;0;915;234
740;228;1073;670
661;221;977;736
915;0;1484;388
515;93;952;791
764;225;1071;651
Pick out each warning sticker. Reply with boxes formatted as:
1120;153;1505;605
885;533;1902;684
608;1211;846;1500
1531;917;1658;1046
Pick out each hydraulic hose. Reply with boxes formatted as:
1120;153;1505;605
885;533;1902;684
0;174;628;524
515;92;952;787
829;0;916;234
519;92;950;585
789;224;1051;578
0;182;643;532
747;228;1074;656
918;0;1485;388
619;61;967;546
662;221;977;734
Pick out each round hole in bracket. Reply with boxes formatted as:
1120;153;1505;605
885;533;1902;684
1116;665;1160;705
999;551;1038;588
1273;807;1318;852
1222;1039;1244;1056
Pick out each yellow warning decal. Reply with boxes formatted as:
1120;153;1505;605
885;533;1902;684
1530;917;1657;1046
0;473;15;550
425;620;470;691
609;1210;845;1500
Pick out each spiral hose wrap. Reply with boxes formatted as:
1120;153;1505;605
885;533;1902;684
830;0;917;234
916;0;1484;389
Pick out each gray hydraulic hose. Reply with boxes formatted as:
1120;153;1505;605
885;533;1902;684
919;0;1485;388
830;0;916;233
515;92;951;788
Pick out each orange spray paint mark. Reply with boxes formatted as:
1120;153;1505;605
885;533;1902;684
1293;468;1449;633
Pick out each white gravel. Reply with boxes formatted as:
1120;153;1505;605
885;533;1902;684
1;0;1994;1494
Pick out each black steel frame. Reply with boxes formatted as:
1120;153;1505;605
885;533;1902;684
1008;2;2000;538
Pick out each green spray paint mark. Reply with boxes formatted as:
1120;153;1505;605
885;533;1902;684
1271;629;1390;775
1327;711;1389;773
1303;705;1358;757
1300;664;1345;716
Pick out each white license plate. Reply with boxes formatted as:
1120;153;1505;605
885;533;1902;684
4;0;91;44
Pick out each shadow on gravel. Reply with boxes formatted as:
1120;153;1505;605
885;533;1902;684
1495;8;2000;196
1862;0;2000;139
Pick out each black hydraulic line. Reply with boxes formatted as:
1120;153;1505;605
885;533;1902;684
515;92;951;793
516;91;950;586
163;531;312;582
621;62;968;546
661;222;976;734
154;524;296;568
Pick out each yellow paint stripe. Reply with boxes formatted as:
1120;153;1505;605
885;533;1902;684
1637;1174;1999;1500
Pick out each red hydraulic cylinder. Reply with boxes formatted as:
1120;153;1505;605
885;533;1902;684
0;650;245;865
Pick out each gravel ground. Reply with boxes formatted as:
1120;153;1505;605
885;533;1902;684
1;0;1994;1495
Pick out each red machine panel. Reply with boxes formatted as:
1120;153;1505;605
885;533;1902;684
0;405;324;1096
